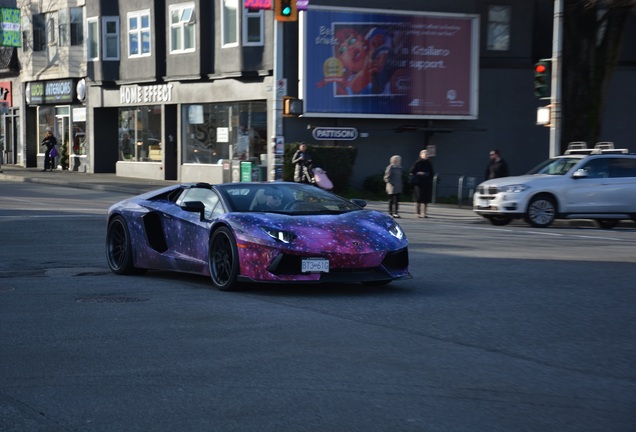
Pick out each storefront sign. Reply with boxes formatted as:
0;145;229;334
312;127;358;140
28;79;75;104
120;84;174;105
0;81;12;106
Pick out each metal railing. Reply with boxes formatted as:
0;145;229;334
430;173;479;208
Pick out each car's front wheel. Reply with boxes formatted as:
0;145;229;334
208;227;240;291
525;195;556;228
485;215;512;226
106;216;141;275
596;219;619;229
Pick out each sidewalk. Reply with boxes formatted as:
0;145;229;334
2;165;628;227
0;165;481;222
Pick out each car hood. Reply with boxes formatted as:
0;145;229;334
479;174;560;187
228;210;406;251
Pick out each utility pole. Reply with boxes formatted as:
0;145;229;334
549;0;564;157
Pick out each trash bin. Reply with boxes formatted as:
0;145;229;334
240;161;252;182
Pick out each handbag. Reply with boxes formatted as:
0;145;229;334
49;146;59;158
408;173;417;185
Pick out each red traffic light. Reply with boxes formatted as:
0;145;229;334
535;64;547;74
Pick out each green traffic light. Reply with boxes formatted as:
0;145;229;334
282;6;291;15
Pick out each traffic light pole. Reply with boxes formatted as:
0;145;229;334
270;20;284;181
549;0;563;158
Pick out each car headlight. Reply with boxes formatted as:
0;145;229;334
388;222;405;240
260;226;297;244
500;184;530;193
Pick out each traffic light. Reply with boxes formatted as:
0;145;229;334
283;97;303;117
534;59;551;99
274;0;297;22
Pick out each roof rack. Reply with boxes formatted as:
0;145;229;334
564;141;628;155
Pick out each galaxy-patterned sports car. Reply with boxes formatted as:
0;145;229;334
106;182;410;290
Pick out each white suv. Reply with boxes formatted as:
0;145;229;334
473;146;636;228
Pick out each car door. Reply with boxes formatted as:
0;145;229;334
562;158;614;213
161;188;222;272
606;157;636;212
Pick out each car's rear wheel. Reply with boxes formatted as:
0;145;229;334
485;215;512;226
526;195;556;228
209;227;240;291
106;216;141;275
596;219;619;229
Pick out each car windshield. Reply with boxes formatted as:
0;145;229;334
218;183;363;214
526;157;582;175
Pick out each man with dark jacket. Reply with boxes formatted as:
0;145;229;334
485;149;509;180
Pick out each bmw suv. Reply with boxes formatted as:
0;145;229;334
473;144;636;228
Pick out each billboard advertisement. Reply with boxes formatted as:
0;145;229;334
302;7;479;119
0;8;21;48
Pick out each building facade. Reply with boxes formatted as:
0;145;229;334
11;0;636;194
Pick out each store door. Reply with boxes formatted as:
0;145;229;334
56;108;71;170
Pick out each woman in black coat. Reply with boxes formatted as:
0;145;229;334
409;149;435;218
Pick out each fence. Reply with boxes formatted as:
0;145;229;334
431;173;480;208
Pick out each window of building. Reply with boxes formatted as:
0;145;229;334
181;101;267;165
243;9;263;46
46;13;56;47
70;7;84;46
118;107;162;162
170;3;195;53
33;13;46;51
103;17;120;60
487;5;510;51
222;0;238;47
58;7;83;47
87;17;99;60
58;9;69;46
128;10;151;57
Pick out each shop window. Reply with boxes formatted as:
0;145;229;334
222;0;238;47
487;5;510;51
128;10;151;57
170;3;196;53
118;106;162;162
243;9;263;46
181;101;266;165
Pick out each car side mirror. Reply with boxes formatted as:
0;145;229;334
350;198;367;208
181;200;206;220
572;169;588;179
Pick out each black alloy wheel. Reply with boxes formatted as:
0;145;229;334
209;227;240;291
106;216;140;274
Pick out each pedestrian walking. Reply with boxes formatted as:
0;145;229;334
485;149;509;180
384;155;403;218
409;149;435;218
292;143;313;183
41;129;58;172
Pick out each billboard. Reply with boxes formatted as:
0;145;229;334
0;8;21;48
302;7;479;119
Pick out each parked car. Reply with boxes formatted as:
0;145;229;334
106;181;411;290
473;144;636;228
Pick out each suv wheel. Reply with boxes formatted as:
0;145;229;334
486;215;512;226
526;195;556;228
596;219;619;229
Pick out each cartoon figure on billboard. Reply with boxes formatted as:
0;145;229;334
319;24;409;97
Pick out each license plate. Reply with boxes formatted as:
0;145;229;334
478;199;489;208
302;258;329;273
